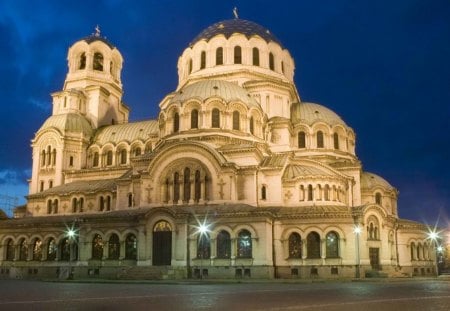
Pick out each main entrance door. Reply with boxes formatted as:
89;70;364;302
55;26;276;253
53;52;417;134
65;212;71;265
152;220;172;266
369;247;380;270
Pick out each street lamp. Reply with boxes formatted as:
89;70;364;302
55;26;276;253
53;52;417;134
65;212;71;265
354;225;362;278
65;224;79;280
195;221;210;279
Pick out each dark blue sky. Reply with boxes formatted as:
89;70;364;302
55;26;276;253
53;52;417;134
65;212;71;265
0;0;449;226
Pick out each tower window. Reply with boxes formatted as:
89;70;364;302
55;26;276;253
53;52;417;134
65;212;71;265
250;116;254;134
200;51;206;69
93;52;104;71
261;185;267;200
307;185;313;201
216;47;223;65
120;149;127;165
188;58;192;74
281;61;285;73
128;193;133;207
252;47;260;66
234;46;242;64
232;111;240;130
40;181;44;192
79;52;86;69
211;108;220;128
375;192;382;205
269;52;275;70
69;156;74;167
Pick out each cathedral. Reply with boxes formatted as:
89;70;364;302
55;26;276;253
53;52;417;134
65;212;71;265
0;17;439;280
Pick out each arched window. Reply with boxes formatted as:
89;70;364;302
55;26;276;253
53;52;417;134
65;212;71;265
32;238;42;261
173;172;180;202
125;234;137;260
317;131;324;148
134;147;142;156
40;181;44;192
307;232;321;259
110;61;114;75
216;230;231;259
93;52;104;71
92;234;103;260
69;156;74;167
200;51;206;69
47;200;52;214
234;46;242;64
281;61;285;73
299;185;305;201
211;108;220;128
6;239;15;261
99;196;105;211
250;116;254;134
197;232;210;259
120;149;127;165
188;58;192;74
252;47;260;66
108;234;120;259
52;149;56;166
326;232;339;258
93;152;99;167
47;238;57;261
261;185;267;200
195;170;201;202
106;196;111;211
53;199;58;214
60;238;70;261
18;238;28;261
173;112;179;133
106;150;113;166
41;150;46;167
269;52;275;70
232;111;240;130
237;230;252;258
184;167;191;202
417;243;422;260
72;198;77;213
288;233;302;258
128;193;133;207
79;52;86;69
216;47;223;65
191;109;199;129
298;131;306;148
307;185;314;201
47;146;51;165
333;133;339;150
410;242;416;260
324;185;330;201
368;223;374;239
375;193;382;205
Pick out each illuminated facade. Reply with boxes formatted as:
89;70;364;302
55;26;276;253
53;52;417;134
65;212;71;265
0;19;438;280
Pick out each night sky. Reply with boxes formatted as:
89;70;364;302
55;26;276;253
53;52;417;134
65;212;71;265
0;0;449;226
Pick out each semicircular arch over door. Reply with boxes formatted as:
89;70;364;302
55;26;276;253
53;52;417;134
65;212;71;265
152;220;172;266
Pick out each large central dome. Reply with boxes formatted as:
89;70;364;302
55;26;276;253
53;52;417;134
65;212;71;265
190;19;282;47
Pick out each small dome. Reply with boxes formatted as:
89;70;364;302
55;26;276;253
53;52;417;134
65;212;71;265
293;102;347;126
171;80;259;108
190;19;283;47
361;172;394;190
38;113;93;137
82;35;115;49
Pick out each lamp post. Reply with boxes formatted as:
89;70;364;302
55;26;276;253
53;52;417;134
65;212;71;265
354;225;361;278
198;223;208;279
428;230;441;276
65;225;78;280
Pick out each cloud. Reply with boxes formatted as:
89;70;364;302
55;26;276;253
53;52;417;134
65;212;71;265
0;169;29;185
29;97;51;111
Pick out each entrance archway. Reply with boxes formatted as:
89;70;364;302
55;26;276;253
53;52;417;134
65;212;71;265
152;220;172;265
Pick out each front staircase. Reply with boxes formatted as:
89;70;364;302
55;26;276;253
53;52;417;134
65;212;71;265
117;266;178;280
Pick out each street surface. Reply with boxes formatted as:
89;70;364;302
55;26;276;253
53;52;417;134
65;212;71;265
0;279;450;310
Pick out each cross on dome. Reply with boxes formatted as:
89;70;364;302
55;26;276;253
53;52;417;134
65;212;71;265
233;7;239;19
94;25;101;37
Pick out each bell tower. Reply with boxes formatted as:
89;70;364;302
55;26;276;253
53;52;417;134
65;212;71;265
58;26;129;128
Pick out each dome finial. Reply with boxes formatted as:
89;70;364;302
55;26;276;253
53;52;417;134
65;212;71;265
233;7;239;19
94;25;101;37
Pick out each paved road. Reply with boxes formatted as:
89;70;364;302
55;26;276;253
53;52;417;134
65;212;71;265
1;279;450;310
